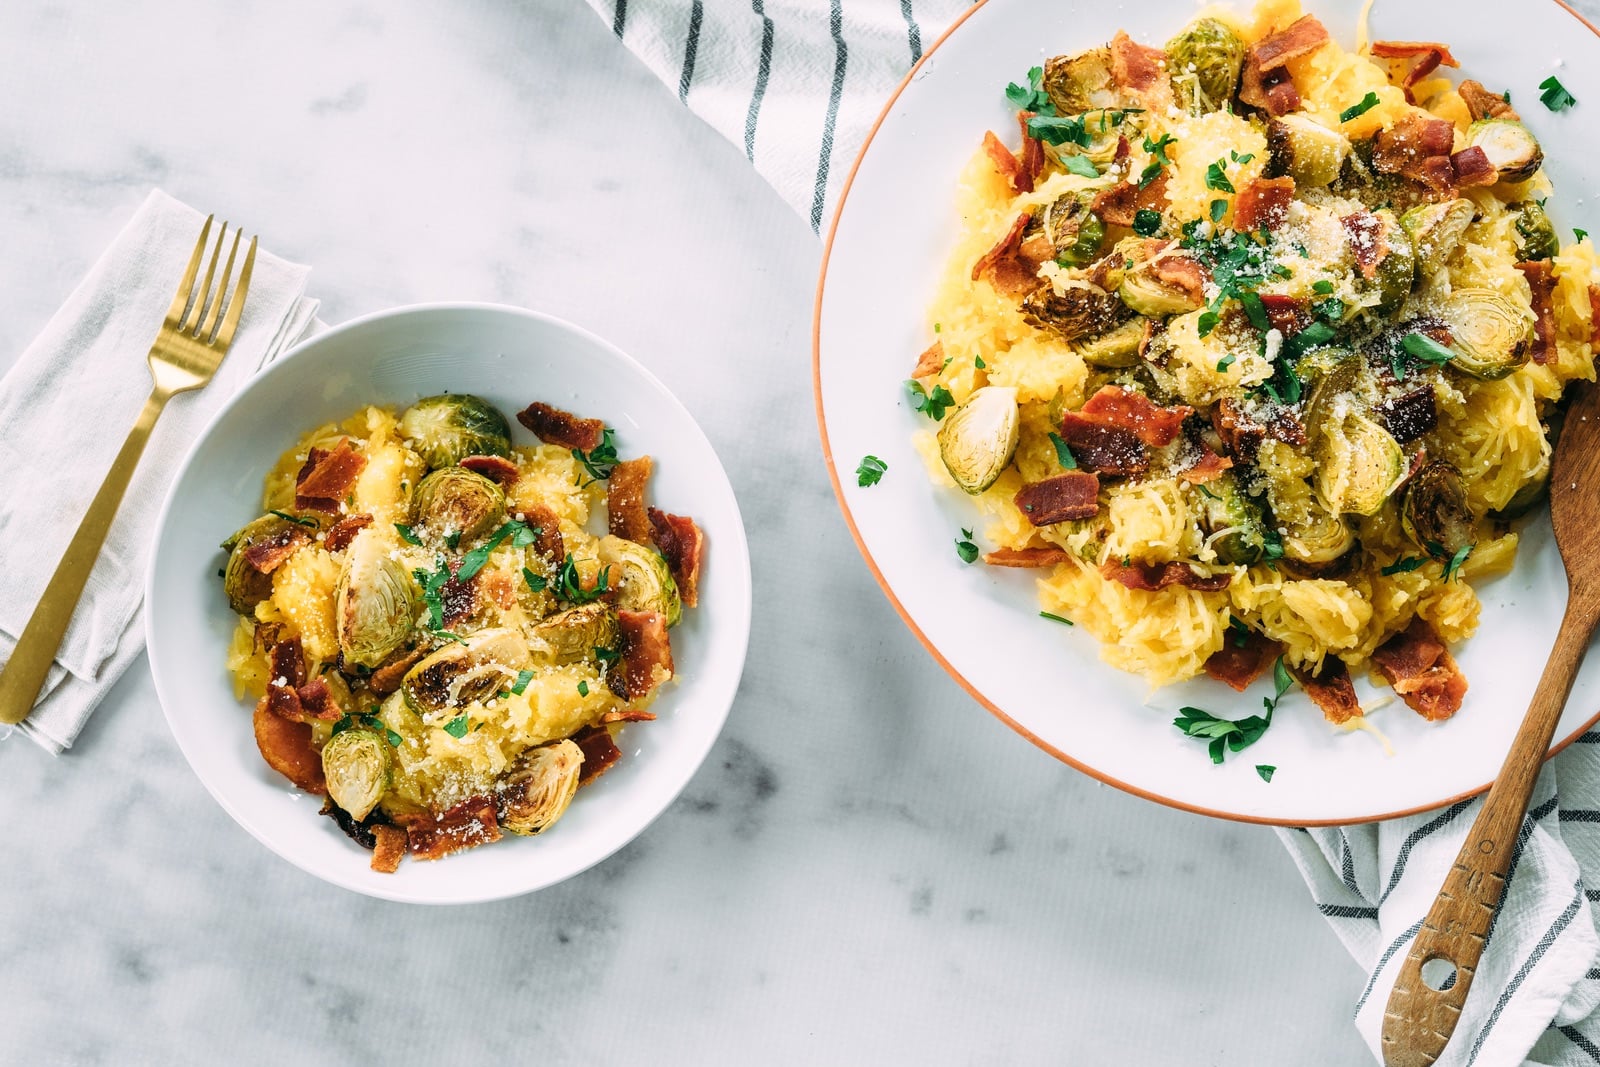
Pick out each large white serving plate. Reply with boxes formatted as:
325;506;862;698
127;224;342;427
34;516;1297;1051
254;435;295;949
816;0;1600;823
149;304;751;902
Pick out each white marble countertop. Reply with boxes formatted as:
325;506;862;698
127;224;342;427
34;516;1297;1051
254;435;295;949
0;1;1374;1062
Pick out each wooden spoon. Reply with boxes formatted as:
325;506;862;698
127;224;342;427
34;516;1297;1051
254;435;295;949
1381;378;1600;1066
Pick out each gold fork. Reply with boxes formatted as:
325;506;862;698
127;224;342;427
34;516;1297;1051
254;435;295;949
0;217;257;727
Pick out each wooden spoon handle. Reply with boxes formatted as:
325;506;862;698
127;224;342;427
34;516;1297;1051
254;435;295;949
1381;595;1600;1067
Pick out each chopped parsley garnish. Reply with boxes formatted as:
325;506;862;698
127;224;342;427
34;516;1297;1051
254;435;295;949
1197;310;1220;338
510;669;535;695
332;711;401;748
1338;92;1380;122
595;645;621;665
1230;149;1255;164
1401;332;1456;370
1132;209;1163;237
1144;133;1175;164
1005;66;1055;114
933;322;942;333
523;565;548;592
429;629;467;644
1256;765;1277;783
456;519;535;582
1027;107;1138;147
1261;527;1285;569
1312;297;1345;323
578;681;590;697
907;380;956;420
1040;611;1074;626
975;355;986;369
1282;321;1337;361
1381;556;1426;576
1209;199;1228;223
955;528;980;564
1216;353;1237;372
1259;359;1303;405
1228;616;1251;648
1312;279;1335;295
270;510;318;528
1540;75;1577;112
556;556;611;604
1443;544;1473;582
1061;154;1099;179
1048;431;1078;469
1578;228;1590;242
443;714;470;739
573;427;619;482
445;530;462;551
1205;160;1236;193
1238;290;1271;332
1139;160;1165;188
1173;657;1292;764
856;454;888;487
411;558;452;629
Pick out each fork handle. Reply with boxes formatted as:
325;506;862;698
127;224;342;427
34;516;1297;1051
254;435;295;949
0;388;170;726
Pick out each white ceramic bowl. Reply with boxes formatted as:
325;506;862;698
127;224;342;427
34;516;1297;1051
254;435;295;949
816;0;1600;824
148;304;752;903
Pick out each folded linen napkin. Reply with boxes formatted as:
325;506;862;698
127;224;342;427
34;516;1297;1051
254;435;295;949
588;0;1600;1061
0;189;319;755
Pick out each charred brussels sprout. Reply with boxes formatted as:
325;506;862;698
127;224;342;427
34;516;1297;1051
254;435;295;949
1315;412;1405;516
1402;461;1477;557
1196;473;1268;565
937;386;1020;495
335;533;417;669
411;467;506;544
1370;210;1415;317
598;535;682;626
1266;115;1349;189
529;604;618;666
1513;200;1560;261
495;741;584;836
1118;265;1205;318
322;727;392;821
1466;119;1544;184
401;627;532;716
1165;18;1244;113
1439;288;1531;380
221;513;311;614
1021;285;1130;343
1401;199;1475;275
1041;47;1119;114
1282;504;1356;566
397;394;512;470
1040;193;1105;267
1076;317;1147;369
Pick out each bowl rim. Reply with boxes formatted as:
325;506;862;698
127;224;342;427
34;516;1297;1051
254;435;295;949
811;0;1600;827
147;300;753;902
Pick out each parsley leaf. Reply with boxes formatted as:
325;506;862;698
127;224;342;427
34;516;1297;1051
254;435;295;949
1256;764;1277;783
1209;198;1228;223
955;528;979;564
1402;332;1456;366
907;380;956;420
556;556;611;604
1228;616;1251;649
1196;310;1220;338
572;427;619;482
1312;279;1335;295
1216;353;1237;373
1026;114;1092;147
456;519;534;582
443;714;469;739
1540;75;1577;112
510;669;535;695
1175;656;1293;764
523;565;548;592
411;558;451;629
1443;544;1473;582
1061;153;1099;179
1205;160;1235;193
270;510;318;528
1132;209;1163;237
1338;92;1380;122
1048;431;1078;469
1143;133;1175;164
1040;611;1074;625
1238;290;1271;332
394;523;422;545
1381;556;1425;576
1004;66;1056;115
577;681;590;697
1578;228;1590;242
857;454;888;487
1138;160;1165;189
975;355;986;369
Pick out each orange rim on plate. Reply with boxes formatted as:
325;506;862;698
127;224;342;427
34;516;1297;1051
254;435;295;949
812;0;1600;827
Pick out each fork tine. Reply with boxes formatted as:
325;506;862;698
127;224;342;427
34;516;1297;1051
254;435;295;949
201;227;242;342
164;215;213;326
214;235;257;351
182;221;227;335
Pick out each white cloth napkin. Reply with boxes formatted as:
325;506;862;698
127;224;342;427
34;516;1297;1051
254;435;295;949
588;0;1600;1061
0;189;319;755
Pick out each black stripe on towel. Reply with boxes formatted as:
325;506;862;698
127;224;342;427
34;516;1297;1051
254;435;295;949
1339;829;1360;897
1466;881;1585;1066
1561;808;1600;823
744;0;775;161
1560;1024;1600;1064
1578;730;1600;744
810;0;849;234
678;0;705;103
1588;967;1600;980
900;0;923;62
1378;800;1473;905
1354;919;1424;1014
612;0;627;38
1318;904;1379;920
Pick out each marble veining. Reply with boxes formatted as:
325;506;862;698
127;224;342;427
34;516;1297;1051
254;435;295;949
0;0;1391;1062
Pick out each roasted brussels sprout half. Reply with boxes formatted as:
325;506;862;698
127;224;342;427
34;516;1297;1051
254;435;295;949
1439;288;1532;380
529;604;619;666
1316;412;1405;516
495;740;584;836
1513;200;1560;261
1465;119;1544;184
1196;473;1268;565
598;535;682;626
1041;48;1119;114
937;386;1020;495
1402;461;1477;557
411;467;506;544
1040;193;1106;267
322;727;392;821
401;627;532;716
1166;18;1244;113
221;513;310;614
335;532;417;669
1021;285;1130;342
1400;199;1475;276
1266;114;1349;189
397;394;512;470
1118;264;1205;318
1076;317;1147;369
1282;505;1356;566
1370;210;1415;317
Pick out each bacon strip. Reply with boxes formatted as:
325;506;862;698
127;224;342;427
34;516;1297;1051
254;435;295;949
460;454;520;487
1378;386;1438;443
1240;58;1302;116
607;456;654;543
1100;559;1231;592
912;340;945;379
1450;146;1497;189
264;682;303;723
369;646;426;696
1258;292;1307;336
1233;177;1295;234
1458;79;1518;122
971;212;1040;298
403;795;503;861
573;724;622;785
1291;658;1362;725
1517;261;1557;365
242;524;312;573
1204;628;1282;691
294;677;342;722
1014;472;1102;525
1372;617;1467;721
439;569;478;627
1057;413;1148;476
1078;385;1192;447
1253;15;1331;70
648;507;704;609
516;402;606;452
1148;254;1208;307
598;708;657;724
370;825;407;873
1372;114;1458;194
521;502;566;564
1342;212;1389;281
1589;285;1600;348
295;438;366;513
982;546;1071;568
982;130;1022;188
323;513;372;553
269;637;307;689
1239;16;1328;116
1370;40;1459;88
1017;113;1044;193
1109;30;1166;93
1090;173;1169;227
612;609;674;700
252;697;326;794
1180;447;1233;485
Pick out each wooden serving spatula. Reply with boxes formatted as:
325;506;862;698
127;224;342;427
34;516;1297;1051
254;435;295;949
1382;379;1600;1066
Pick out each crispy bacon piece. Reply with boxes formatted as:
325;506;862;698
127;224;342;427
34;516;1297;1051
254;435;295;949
599;708;657;724
608;456;654;543
295;678;342;722
1233;177;1296;234
242;524;312;573
403;795;503;861
252;697;326;793
1254;15;1330;70
1180;447;1233;485
1014;472;1102;525
1149;254;1209;306
1091;173;1169;227
573;724;623;785
1291;658;1362;725
516;401;605;452
982;130;1022;188
1450;146;1497;189
1372;114;1458;193
648;507;704;609
1057;414;1148;476
370;825;407;873
521;502;566;563
611;609;675;700
1238;16;1328;116
971;212;1043;298
1204;628;1283;691
323;513;372;553
1518;260;1557;365
268;637;307;690
972;212;1031;280
1138;318;1167;364
295;438;366;513
1459;79;1518;121
1395;446;1429;496
1378;386;1438;443
1113;134;1131;166
912;340;945;379
1258;293;1307;336
1212;398;1265;460
264;682;303;722
1109;30;1166;93
1372;617;1467;721
1342;212;1389;281
982;546;1072;568
369;646;425;696
460;454;520;487
1240;58;1303;116
1079;385;1192;447
1370;40;1459;88
1017;113;1044;193
1100;559;1232;593
1589;285;1600;347
440;569;478;627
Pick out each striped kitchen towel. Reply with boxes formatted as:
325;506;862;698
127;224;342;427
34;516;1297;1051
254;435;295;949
587;1;1600;1062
